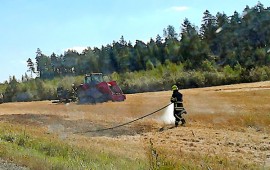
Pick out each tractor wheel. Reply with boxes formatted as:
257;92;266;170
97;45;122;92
87;96;96;104
78;96;95;104
96;94;109;103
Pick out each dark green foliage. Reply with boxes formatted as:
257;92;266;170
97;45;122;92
27;2;270;81
3;76;19;102
47;3;270;75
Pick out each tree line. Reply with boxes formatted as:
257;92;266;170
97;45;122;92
1;2;270;102
26;2;270;79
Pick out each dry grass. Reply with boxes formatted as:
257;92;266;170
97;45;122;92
0;81;270;169
0;122;148;169
185;86;270;133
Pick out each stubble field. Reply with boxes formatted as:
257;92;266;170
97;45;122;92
0;81;270;169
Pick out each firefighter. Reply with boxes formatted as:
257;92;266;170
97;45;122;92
171;85;187;127
70;83;78;102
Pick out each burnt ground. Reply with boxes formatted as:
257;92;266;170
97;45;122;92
0;113;159;137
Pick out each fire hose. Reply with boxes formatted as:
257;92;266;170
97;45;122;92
75;103;173;134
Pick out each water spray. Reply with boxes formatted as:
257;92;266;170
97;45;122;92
160;103;175;124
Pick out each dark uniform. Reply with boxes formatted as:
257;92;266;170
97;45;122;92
171;89;187;127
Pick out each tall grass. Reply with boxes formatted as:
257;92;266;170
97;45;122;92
0;122;147;169
113;62;270;93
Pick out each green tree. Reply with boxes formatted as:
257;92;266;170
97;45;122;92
134;40;148;70
180;18;210;69
200;10;217;45
4;76;19;102
35;48;53;79
27;58;35;78
163;25;178;40
50;53;62;77
63;50;79;75
155;34;166;64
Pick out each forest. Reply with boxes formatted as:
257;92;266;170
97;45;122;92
1;2;270;102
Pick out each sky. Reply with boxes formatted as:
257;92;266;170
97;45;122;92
0;0;269;83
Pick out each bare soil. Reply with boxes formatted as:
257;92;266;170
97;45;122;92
0;81;270;168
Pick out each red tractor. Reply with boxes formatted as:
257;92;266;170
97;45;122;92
76;73;126;103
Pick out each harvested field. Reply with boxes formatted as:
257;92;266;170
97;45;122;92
0;81;269;169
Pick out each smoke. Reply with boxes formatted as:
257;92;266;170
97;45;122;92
159;104;175;124
48;124;67;140
48;124;64;133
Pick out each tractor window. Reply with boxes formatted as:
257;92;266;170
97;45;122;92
85;76;92;84
91;74;103;84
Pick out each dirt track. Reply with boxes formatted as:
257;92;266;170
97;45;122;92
0;81;270;168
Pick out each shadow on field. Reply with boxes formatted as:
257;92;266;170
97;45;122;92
0;114;158;137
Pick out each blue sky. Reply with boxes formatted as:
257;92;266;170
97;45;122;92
0;0;269;83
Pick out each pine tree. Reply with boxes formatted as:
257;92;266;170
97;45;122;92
27;58;35;78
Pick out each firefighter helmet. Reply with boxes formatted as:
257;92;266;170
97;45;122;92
172;85;178;91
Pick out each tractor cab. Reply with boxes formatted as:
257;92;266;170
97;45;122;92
84;73;104;86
